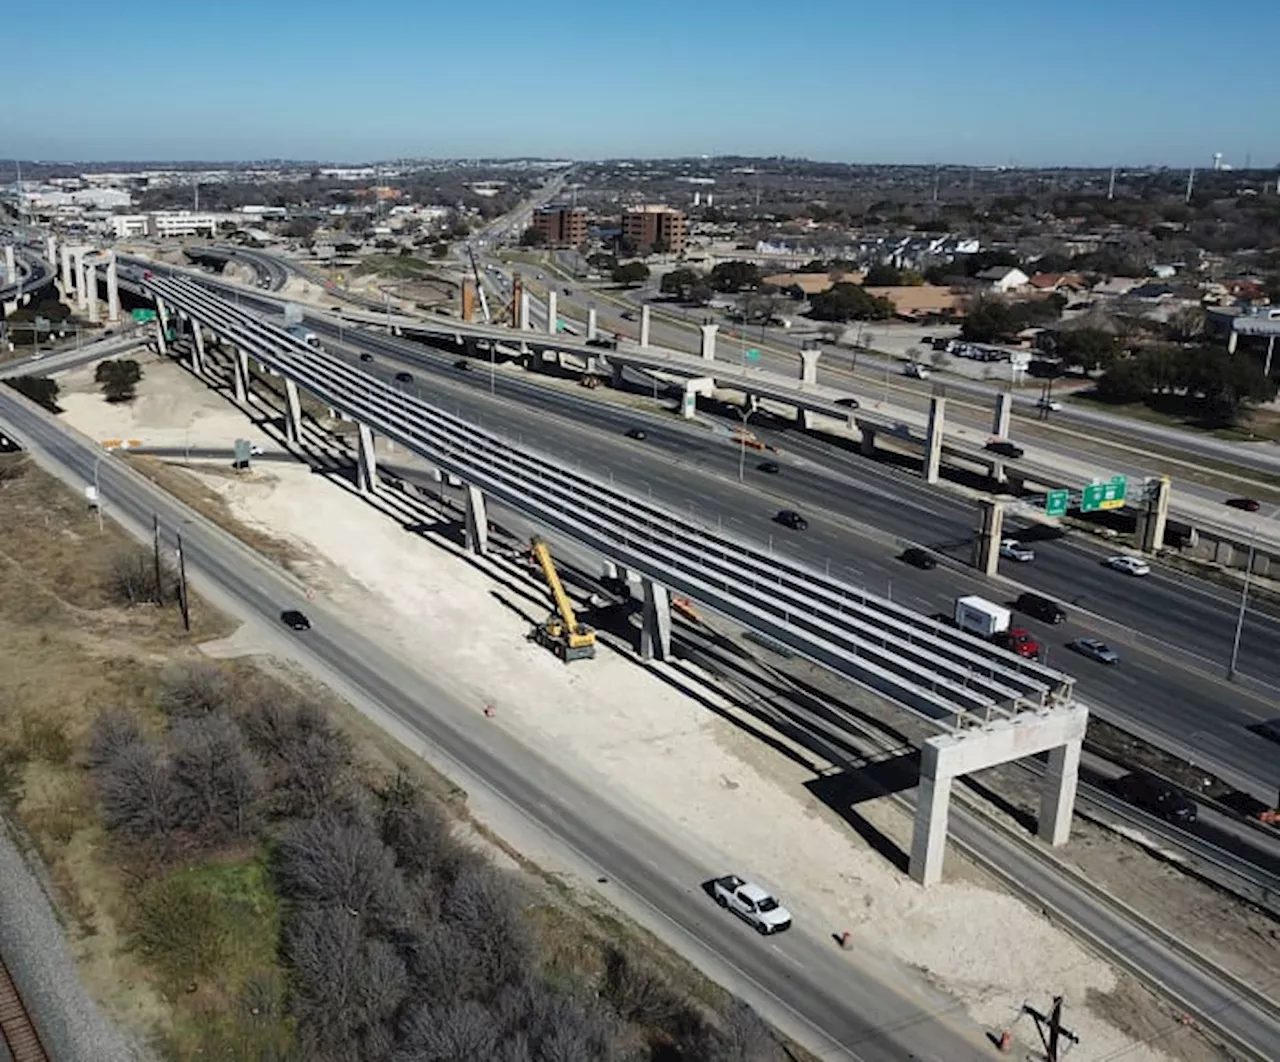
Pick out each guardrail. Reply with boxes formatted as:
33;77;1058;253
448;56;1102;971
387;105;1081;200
148;273;1078;734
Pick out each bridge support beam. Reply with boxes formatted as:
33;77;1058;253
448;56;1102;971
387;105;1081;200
860;424;877;457
73;248;89;309
45;235;57;271
356;422;377;494
84;262;100;324
60;246;73;298
989;391;1013;483
546;291;558;335
190;317;207;376
154;297;169;355
518;292;531;331
284;378;304;444
105;254;120;323
611;363;625;389
2;246;14;286
972;498;1004;576
463;483;488;554
586;306;598;342
924;395;945;484
700;322;718;361
233;349;249;404
639;305;651;348
640;578;671;661
799;346;820;385
909;706;1088;887
1136;474;1171;554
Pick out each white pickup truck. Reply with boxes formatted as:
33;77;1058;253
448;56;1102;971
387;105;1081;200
710;875;793;935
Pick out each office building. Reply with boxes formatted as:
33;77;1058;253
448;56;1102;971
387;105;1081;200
621;205;687;254
532;205;587;248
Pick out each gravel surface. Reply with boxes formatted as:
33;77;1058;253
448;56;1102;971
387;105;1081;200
0;819;153;1062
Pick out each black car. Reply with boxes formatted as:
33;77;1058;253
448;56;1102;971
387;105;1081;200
454;358;471;370
359;353;374;362
776;510;808;530
625;427;647;440
834;397;860;409
757;460;780;474
900;547;937;570
985;440;1024;459
280;609;311;631
1225;497;1261;512
585;337;616;349
1016;591;1066;624
394;371;413;383
1112;772;1197;825
1248;718;1280;745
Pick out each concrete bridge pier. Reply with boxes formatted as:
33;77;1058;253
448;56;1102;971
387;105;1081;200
356;422;378;494
232;349;249;404
639;305;651;347
464;483;489;554
189;316;207;376
972;498;1004;575
640;578;672;661
45;235;57;271
700;322;718;361
2;246;14;286
587;307;598;341
924;394;946;484
518;292;531;331
154;296;170;356
990;391;1013;482
909;706;1088;886
73;248;89;309
611;362;625;389
84;262;100;324
546;291;558;335
60;246;73;298
1136;474;1171;553
105;254;120;323
283;378;304;444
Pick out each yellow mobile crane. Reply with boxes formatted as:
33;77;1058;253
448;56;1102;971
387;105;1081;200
528;537;596;662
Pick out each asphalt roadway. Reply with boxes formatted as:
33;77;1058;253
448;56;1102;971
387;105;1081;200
0;386;992;1062
307;321;1280;802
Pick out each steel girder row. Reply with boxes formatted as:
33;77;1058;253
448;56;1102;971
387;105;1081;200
151;274;1073;725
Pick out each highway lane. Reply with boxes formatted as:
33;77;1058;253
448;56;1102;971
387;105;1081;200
0;388;992;1062
305;329;1280;799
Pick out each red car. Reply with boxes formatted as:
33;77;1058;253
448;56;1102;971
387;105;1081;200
996;627;1041;659
1225;497;1261;512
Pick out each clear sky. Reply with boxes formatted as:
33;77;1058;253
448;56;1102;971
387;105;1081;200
6;0;1278;166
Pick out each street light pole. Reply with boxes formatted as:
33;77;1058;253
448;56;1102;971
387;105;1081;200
1227;524;1258;682
92;453;105;533
737;405;754;482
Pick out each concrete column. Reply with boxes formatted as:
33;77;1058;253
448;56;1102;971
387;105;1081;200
799;347;820;384
233;349;249;404
586;307;598;341
45;235;57;269
1038;740;1082;847
611;362;625;389
992;390;1013;438
105;254;120;323
190;318;207;376
640;578;672;661
356;422;377;494
681;382;699;419
546;291;558;335
463;483;488;554
284;378;304;444
924;395;945;484
859;424;877;457
60;246;73;296
519;292;531;331
154;296;170;355
909;742;953;887
639;305;651;347
699;322;718;361
73;249;88;308
85;262;100;323
1136;474;1171;554
972;498;1005;576
2;246;14;285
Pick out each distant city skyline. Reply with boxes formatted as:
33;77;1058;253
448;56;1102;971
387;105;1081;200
5;0;1278;167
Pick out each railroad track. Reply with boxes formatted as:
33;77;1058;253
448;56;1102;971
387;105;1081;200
0;952;47;1062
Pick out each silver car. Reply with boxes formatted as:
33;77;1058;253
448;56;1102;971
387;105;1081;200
1000;539;1035;562
1068;637;1119;665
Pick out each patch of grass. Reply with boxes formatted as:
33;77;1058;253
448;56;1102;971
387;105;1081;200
354;253;441;281
21;715;73;765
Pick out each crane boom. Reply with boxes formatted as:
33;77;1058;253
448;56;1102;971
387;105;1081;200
466;243;492;323
529;537;595;661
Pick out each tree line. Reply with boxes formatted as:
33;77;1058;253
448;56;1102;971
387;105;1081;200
88;660;787;1061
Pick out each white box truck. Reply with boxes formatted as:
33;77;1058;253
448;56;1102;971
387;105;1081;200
954;595;1041;659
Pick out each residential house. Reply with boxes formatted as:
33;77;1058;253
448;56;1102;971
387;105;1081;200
977;266;1030;293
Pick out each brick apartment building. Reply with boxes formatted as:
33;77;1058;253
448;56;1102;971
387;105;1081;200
621;205;687;254
531;205;587;248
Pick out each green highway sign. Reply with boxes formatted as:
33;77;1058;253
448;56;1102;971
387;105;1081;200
1044;489;1070;518
131;309;157;323
1081;475;1127;513
744;348;760;362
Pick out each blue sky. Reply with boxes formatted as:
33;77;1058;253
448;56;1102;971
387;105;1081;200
5;0;1278;166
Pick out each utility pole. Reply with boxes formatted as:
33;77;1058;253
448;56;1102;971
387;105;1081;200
175;533;190;632
1107;166;1116;200
152;514;164;606
1185;167;1195;204
1023;995;1079;1061
1227;523;1258;682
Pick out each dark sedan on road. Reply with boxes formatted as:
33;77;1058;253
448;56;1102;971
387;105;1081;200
1112;772;1197;825
1067;637;1119;665
394;371;413;383
985;440;1024;459
775;510;808;531
1225;497;1261;512
625;427;647;440
280;609;311;631
900;547;937;570
757;460;779;474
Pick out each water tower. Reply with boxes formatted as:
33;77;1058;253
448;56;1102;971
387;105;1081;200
1213;152;1224;171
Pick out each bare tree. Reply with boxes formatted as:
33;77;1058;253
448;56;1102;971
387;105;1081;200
242;699;351;816
600;946;686;1028
395;1000;500;1060
494;978;622;1062
403;922;482;1004
160;662;233;721
284;907;408;1060
105;547;176;607
379;774;468;883
441;867;535;993
87;709;144;770
273;812;411;929
96;741;178;842
168;715;261;840
695;1000;784;1062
